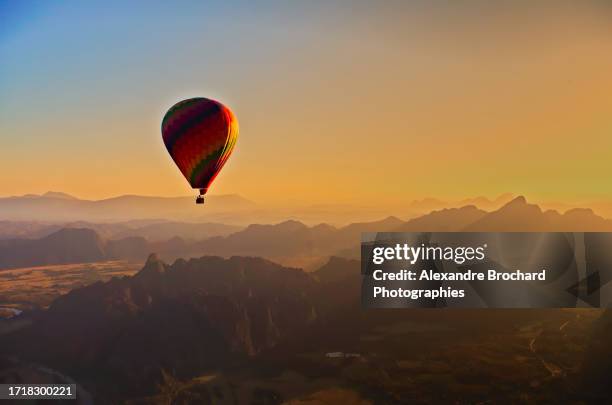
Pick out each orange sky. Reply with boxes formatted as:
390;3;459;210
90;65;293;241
1;2;612;205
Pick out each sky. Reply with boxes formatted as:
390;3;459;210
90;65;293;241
1;1;612;206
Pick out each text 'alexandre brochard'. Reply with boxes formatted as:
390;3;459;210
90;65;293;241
369;243;546;301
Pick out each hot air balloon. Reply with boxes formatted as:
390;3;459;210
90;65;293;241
162;98;238;204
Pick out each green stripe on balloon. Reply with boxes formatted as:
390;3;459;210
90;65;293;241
189;147;224;187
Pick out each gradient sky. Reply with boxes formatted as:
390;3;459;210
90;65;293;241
1;1;612;205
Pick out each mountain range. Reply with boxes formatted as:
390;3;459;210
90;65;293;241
0;192;256;223
1;254;360;397
0;219;241;242
7;191;612;227
3;196;612;270
0;192;404;225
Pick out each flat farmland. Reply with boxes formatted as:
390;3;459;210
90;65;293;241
0;261;142;313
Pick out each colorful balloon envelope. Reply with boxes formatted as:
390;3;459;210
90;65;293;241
161;98;238;204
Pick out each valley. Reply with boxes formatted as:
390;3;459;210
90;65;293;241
0;261;142;313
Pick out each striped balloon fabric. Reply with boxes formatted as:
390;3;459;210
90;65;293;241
162;98;238;194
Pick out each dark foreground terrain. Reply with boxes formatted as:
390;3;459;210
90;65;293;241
0;255;610;404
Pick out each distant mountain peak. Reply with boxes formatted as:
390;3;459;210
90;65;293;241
279;219;306;226
490;195;543;213
462;195;548;231
245;219;308;232
45;227;102;240
311;223;337;232
565;207;595;216
145;253;162;265
42;191;77;200
504;195;528;207
381;215;403;223
137;253;167;278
